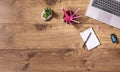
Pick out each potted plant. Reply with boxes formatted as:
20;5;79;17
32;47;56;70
41;7;53;21
61;6;81;24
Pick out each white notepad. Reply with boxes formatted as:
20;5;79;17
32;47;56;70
80;27;100;50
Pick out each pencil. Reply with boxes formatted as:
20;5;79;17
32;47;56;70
82;32;92;48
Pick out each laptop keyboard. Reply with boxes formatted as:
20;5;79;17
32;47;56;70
92;0;120;16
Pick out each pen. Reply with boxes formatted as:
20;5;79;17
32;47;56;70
82;32;92;48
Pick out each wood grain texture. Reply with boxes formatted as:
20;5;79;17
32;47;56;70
0;0;120;72
0;49;120;72
0;0;119;49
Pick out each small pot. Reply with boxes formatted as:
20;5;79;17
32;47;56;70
41;10;53;21
63;10;76;24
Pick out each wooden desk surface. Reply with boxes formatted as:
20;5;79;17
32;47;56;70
0;0;120;72
0;0;120;49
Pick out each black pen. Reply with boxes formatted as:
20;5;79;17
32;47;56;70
82;32;92;48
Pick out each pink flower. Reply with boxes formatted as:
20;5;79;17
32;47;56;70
61;6;81;24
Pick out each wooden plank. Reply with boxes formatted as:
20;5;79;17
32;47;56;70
0;0;100;24
0;48;120;72
0;23;119;49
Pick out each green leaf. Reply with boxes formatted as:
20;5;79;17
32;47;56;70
43;7;52;18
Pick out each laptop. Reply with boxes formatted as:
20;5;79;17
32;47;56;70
86;0;120;29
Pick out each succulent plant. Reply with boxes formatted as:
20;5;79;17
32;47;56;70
43;8;52;18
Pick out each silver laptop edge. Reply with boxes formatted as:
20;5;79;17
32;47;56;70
86;0;120;29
